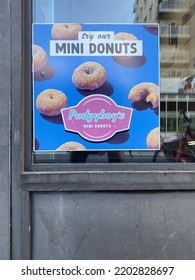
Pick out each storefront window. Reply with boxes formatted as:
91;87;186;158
32;0;195;164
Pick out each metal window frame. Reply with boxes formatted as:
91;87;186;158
20;0;195;191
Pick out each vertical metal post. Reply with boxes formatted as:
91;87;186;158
176;94;178;132
165;94;168;136
21;191;31;260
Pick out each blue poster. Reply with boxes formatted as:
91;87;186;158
33;23;160;151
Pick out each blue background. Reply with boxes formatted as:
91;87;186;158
33;24;159;151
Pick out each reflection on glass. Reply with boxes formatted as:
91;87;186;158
33;0;195;163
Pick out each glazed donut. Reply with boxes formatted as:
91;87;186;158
146;127;160;149
32;44;48;72
72;62;107;90
51;24;82;40
56;141;86;151
36;89;68;116
128;82;159;108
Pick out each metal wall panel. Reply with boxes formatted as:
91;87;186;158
11;0;23;260
0;0;11;260
31;191;195;260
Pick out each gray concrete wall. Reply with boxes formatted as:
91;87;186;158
0;0;11;260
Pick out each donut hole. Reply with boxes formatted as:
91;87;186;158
48;94;54;100
140;88;150;99
34;64;54;81
84;67;95;76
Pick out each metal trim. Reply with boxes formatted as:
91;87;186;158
22;0;195;182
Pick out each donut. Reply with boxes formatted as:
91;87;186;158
146;127;160;149
72;62;107;90
113;32;137;61
113;32;146;67
114;32;137;41
146;92;159;109
51;24;82;40
32;44;48;72
56;142;86;151
128;82;159;108
144;24;158;35
36;89;68;116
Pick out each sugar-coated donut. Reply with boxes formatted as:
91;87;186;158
146;92;159;109
114;32;137;41
36;89;68;116
128;82;159;108
56;142;86;151
113;32;146;68
72;62;107;90
146;127;160;149
114;32;137;61
32;44;48;72
144;24;158;35
51;24;82;40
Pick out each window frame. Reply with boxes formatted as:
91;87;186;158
21;0;195;192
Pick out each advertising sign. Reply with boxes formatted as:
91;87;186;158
33;23;159;151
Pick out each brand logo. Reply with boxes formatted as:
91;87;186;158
61;94;133;142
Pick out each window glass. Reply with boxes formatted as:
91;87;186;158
33;0;195;164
